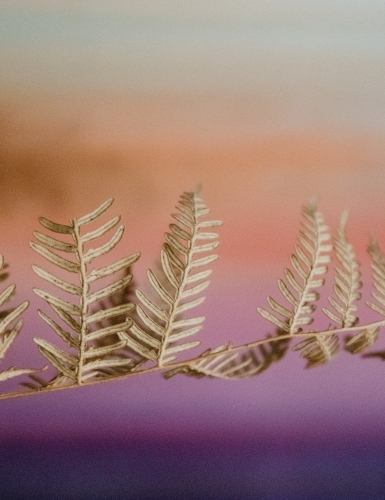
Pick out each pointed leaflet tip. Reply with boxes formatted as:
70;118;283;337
339;209;349;231
77;198;115;226
305;197;318;212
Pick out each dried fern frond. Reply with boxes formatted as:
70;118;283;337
20;372;70;391
30;199;140;387
0;255;38;382
258;201;332;335
163;337;289;380
345;326;380;354
4;193;385;401
366;237;385;317
323;211;361;330
121;189;222;367
292;333;338;368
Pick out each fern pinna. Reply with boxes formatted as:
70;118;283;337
323;212;378;355
257;201;336;367
0;255;37;382
121;190;222;367
29;199;140;388
164;338;290;380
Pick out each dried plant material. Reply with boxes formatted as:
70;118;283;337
323;211;362;329
21;372;71;391
1;191;385;401
85;266;145;374
0;367;40;382
164;337;289;379
120;190;222;367
30;198;140;387
293;333;339;368
345;326;380;354
0;255;38;382
258;201;331;336
366;238;385;317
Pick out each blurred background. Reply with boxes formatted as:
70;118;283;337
1;1;385;498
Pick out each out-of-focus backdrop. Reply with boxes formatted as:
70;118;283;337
1;2;385;499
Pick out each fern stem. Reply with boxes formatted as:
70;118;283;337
73;220;88;385
2;318;385;401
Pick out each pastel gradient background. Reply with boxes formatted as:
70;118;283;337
1;1;385;498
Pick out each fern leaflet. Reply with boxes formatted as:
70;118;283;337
257;201;331;334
